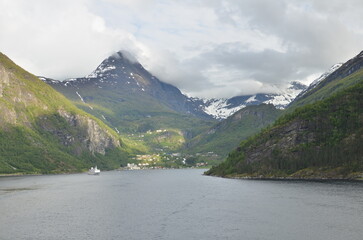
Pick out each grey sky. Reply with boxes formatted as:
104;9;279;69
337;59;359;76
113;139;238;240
1;0;363;98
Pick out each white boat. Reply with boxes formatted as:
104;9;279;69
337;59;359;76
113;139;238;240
88;166;100;175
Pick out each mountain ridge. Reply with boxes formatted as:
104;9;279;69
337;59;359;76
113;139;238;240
42;51;310;121
206;50;363;179
43;51;213;120
186;104;282;159
198;81;306;119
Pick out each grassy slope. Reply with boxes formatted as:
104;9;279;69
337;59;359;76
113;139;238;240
206;80;363;179
186;104;282;157
288;68;363;112
0;53;141;174
51;81;215;152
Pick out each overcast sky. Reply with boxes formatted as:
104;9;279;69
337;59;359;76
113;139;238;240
1;0;363;98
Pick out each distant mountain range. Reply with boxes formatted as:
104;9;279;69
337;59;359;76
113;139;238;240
41;51;212;120
200;63;347;119
197;81;307;119
41;51;215;153
2;47;358;176
41;51;311;121
40;50;346;159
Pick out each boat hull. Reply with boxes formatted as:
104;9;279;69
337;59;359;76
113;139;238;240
88;166;101;175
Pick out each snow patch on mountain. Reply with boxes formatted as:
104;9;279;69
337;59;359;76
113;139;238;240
200;81;307;119
201;63;342;120
263;81;306;109
85;62;117;79
245;95;257;103
76;91;85;103
295;63;343;101
38;76;58;84
203;98;245;119
311;63;342;86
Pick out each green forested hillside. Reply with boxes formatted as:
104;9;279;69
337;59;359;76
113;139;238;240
206;80;363;179
186;104;282;158
0;52;140;174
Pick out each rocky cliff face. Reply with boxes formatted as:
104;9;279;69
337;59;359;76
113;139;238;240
241;119;314;165
207;79;363;179
0;52;128;174
57;109;120;155
0;64;9;97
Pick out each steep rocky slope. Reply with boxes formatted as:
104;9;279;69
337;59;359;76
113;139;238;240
206;81;363;179
206;51;363;179
0;52;132;174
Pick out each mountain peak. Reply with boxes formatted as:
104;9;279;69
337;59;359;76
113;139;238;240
113;50;138;63
356;50;363;58
289;81;307;90
85;50;142;79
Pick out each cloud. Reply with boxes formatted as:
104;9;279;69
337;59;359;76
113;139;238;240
1;0;363;98
0;0;143;79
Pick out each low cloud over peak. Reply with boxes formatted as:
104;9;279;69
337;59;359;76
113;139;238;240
1;0;363;98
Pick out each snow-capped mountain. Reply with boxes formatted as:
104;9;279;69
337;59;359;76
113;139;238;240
42;50;354;121
294;63;343;101
199;62;347;120
41;51;213;120
40;51;309;120
290;51;363;109
197;81;307;119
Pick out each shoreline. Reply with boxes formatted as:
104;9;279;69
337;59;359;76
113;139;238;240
0;172;87;178
0;167;208;178
204;173;363;182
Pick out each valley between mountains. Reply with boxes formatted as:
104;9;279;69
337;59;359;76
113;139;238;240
0;50;362;179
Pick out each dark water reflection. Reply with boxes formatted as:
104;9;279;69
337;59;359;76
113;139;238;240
1;169;362;240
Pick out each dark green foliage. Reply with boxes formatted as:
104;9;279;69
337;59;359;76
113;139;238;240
0;126;80;174
187;104;282;158
206;80;363;179
0;125;129;174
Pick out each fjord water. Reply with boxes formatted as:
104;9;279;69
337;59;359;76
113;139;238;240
1;169;362;240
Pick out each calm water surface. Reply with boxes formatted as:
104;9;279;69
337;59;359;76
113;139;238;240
0;169;362;240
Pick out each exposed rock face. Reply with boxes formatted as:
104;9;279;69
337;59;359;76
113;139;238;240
0;64;10;97
1;53;120;156
0;52;128;174
57;109;120;155
243;119;315;164
207;76;363;178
